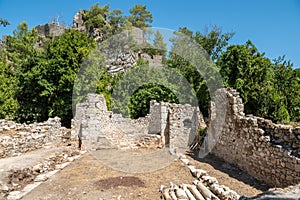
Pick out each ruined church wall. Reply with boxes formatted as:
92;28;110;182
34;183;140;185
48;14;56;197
168;103;200;151
211;88;300;187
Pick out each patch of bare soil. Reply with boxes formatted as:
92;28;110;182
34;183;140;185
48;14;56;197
22;152;194;200
95;176;145;190
21;149;271;200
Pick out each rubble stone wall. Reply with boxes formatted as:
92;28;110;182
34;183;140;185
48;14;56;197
72;94;200;151
72;94;150;149
211;88;300;187
0;117;66;158
35;22;66;38
148;100;201;152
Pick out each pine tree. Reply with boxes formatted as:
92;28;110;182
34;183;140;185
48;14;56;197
153;31;167;59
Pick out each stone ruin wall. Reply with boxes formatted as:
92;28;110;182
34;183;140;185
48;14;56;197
211;88;300;187
0;117;70;158
72;94;152;150
35;22;66;38
148;100;201;153
72;94;200;152
0;88;299;189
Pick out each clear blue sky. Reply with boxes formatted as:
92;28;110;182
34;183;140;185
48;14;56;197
0;0;299;68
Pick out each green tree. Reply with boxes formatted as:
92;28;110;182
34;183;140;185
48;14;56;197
84;3;111;30
112;64;197;118
43;29;95;126
129;84;178;119
166;27;232;117
96;71;120;111
0;55;19;119
5;22;45;123
128;4;153;28
84;3;129;40
176;26;234;61
217;41;283;121
153;30;167;59
6;24;95;126
273;56;300;122
108;9;127;34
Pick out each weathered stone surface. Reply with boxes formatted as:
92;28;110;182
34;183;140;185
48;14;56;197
0;146;82;197
0;117;70;159
35;22;66;38
240;184;300;200
73;94;200;153
211;88;300;187
148;100;201;153
72;10;86;32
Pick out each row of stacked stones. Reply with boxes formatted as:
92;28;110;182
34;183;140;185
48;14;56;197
211;88;300;187
0;117;71;158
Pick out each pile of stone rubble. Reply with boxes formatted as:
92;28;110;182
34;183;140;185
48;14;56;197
0;117;83;200
0;146;85;200
160;155;240;200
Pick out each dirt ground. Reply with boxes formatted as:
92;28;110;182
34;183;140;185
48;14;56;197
21;148;270;200
187;153;271;197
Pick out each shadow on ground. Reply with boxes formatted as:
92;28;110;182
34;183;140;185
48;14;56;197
190;151;272;192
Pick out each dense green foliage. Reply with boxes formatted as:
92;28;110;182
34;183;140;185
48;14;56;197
111;64;197;118
128;4;153;28
3;22;95;126
84;3;127;39
0;3;299;126
129;84;178;119
0;55;18;118
83;3;152;40
166;27;233;117
153;31;167;59
217;41;300;123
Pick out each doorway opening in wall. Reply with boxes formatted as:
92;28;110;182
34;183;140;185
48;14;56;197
164;111;170;147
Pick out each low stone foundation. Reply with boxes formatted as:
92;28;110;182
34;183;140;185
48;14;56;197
0;117;70;158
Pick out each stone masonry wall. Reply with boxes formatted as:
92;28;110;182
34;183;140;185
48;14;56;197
72;94;152;150
73;94;200;152
148;100;201;153
211;88;300;187
35;22;66;38
0;117;67;158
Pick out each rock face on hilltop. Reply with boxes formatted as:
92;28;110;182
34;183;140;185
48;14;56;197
29;10;163;75
71;10;163;75
72;10;86;32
